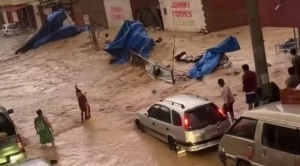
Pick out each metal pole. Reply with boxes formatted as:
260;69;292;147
86;0;98;50
246;0;271;95
293;27;298;51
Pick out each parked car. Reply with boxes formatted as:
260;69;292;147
13;157;57;166
0;24;21;37
0;106;26;165
218;102;300;166
135;93;231;153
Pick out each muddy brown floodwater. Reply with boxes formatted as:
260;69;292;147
0;26;293;166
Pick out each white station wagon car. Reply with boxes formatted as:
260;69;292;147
135;93;231;153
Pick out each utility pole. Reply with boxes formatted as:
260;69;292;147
86;0;99;50
246;0;270;90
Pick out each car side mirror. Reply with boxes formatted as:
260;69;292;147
7;109;14;114
50;160;58;165
145;112;149;116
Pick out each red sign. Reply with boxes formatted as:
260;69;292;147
110;7;125;20
171;1;193;18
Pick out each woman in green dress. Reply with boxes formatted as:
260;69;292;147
34;109;55;147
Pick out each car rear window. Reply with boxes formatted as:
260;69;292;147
0;114;15;138
7;24;17;29
185;103;226;130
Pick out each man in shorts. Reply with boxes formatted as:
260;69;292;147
242;64;257;110
218;79;235;123
34;109;55;147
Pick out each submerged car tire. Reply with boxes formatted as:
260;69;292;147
167;136;178;151
135;120;145;133
237;160;250;166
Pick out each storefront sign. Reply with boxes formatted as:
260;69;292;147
171;1;195;26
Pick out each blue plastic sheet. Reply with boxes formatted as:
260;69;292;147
33;25;79;49
16;9;82;54
189;36;240;80
104;20;155;64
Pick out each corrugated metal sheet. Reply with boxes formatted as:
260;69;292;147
202;0;247;33
259;0;300;27
159;0;206;32
103;0;133;28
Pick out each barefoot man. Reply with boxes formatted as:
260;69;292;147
75;85;91;123
34;109;55;147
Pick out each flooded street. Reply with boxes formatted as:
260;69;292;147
0;26;294;165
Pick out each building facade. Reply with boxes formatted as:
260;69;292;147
259;0;300;28
0;1;42;29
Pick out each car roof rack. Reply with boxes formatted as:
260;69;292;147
162;100;185;109
185;93;208;101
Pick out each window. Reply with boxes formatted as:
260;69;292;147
172;111;182;126
0;114;15;137
148;105;160;119
7;24;17;29
185;104;226;130
158;106;171;124
262;123;296;154
227;118;257;140
148;105;171;124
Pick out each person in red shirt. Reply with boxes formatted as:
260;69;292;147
242;64;257;110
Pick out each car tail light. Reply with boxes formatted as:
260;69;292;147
218;108;226;117
184;114;190;131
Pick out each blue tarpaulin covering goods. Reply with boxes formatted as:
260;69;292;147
16;9;86;54
104;20;155;64
189;36;240;80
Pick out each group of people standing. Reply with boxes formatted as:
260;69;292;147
218;64;280;123
219;56;300;122
34;85;91;147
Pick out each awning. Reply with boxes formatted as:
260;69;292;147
0;5;29;12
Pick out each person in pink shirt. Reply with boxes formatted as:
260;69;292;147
218;79;235;123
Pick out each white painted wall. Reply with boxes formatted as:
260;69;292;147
103;0;133;28
2;11;8;24
159;0;206;32
12;11;18;23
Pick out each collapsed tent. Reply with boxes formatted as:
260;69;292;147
189;36;240;79
16;9;85;54
104;20;155;64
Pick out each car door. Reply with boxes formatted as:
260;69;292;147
258;123;296;166
143;105;161;137
152;106;172;142
170;110;185;142
219;118;258;166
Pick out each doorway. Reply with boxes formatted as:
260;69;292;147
130;0;163;29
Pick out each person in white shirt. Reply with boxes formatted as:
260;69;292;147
218;79;235;122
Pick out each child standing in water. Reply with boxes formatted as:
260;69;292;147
34;109;55;147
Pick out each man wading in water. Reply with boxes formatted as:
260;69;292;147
75;85;91;123
34;109;55;147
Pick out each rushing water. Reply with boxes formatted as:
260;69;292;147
0;35;223;166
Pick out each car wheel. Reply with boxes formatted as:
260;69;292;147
167;136;178;151
237;160;250;166
135;120;145;133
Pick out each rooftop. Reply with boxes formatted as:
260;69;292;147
242;102;300;127
158;93;211;111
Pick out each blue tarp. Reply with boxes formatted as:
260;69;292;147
104;20;155;64
33;25;79;49
16;9;82;54
189;36;240;79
